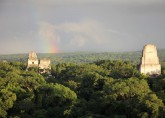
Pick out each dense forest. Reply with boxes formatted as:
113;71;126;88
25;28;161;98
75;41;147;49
1;51;165;118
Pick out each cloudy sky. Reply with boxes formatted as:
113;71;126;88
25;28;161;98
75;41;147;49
0;0;165;54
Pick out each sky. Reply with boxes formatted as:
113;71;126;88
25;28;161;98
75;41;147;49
0;0;165;54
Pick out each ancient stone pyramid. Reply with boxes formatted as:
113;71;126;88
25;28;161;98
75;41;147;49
139;44;161;75
27;51;39;68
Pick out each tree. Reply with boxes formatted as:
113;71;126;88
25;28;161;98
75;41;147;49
35;83;77;118
0;89;16;118
139;93;164;118
102;78;160;117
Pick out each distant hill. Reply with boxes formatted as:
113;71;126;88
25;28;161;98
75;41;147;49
0;49;165;64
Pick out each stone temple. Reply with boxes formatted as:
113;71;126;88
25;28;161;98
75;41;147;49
39;58;51;74
27;51;39;68
139;44;161;75
27;51;51;74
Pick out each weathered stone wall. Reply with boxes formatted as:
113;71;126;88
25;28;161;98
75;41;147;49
139;44;161;75
27;59;39;67
39;58;51;74
39;58;51;69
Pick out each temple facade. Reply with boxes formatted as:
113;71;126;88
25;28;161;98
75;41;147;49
27;51;39;68
139;44;161;75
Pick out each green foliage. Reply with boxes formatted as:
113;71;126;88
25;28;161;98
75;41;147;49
103;78;164;117
36;83;77;104
0;59;165;117
0;89;16;118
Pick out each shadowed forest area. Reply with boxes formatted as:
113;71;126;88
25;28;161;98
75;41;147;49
0;51;165;117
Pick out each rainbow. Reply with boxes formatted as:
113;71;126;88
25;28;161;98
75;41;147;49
32;2;59;53
38;26;59;53
40;34;59;53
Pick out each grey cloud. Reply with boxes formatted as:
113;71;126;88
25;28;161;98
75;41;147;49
0;0;165;54
38;20;112;52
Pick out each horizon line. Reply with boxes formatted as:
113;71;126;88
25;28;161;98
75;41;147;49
0;48;165;55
